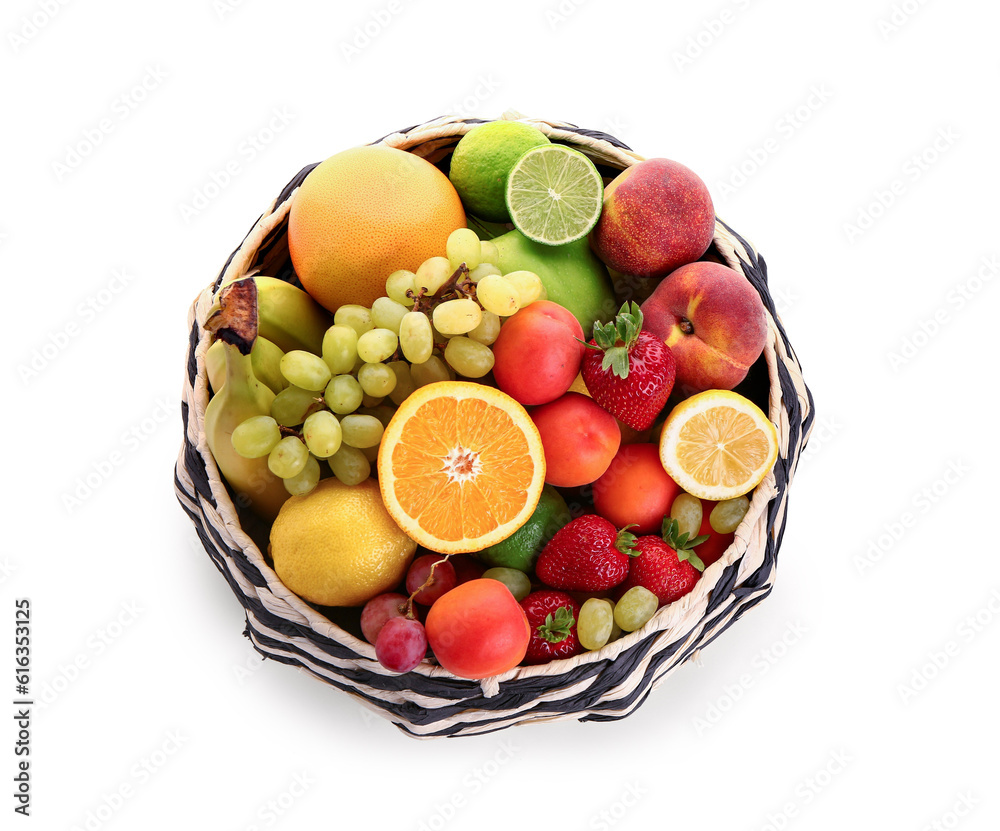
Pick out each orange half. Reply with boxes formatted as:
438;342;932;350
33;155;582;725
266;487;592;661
377;381;546;554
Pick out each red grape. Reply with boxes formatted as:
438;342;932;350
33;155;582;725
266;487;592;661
360;593;410;645
405;554;457;606
375;617;427;673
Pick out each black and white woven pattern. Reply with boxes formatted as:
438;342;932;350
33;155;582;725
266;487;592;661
174;112;815;738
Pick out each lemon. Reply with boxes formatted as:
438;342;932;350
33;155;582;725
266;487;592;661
269;478;416;607
659;390;778;501
448;122;550;222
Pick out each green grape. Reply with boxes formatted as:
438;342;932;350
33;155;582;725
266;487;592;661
357;328;399;363
358;362;396;397
482;567;530;602
479;239;500;267
415;256;454;297
324;375;363;415
385;269;417;307
468;263;501;283
386;361;416;405
410;355;450;388
371;297;409;334
433;298;482;336
444;336;495;378
302;410;342;458
504;270;545;306
446;228;482;271
431;320;454;342
329;444;370;486
614;586;659;632
360;444;380;463
267;435;309;479
358;404;397;429
466;310;501;346
322;324;359;375
333;304;374;337
271;385;323;426
710;495;751;534
608;608;623;643
360;392;384;408
340;414;384;449
476;274;520;316
279;350;332;391
577;598;615;651
283;455;320;496
670;493;704;540
398;311;434;364
231;415;281;459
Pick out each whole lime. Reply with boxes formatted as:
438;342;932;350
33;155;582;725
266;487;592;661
492;228;618;337
449;122;550;223
476;485;572;573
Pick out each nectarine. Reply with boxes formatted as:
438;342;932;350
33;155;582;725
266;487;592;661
589;158;715;278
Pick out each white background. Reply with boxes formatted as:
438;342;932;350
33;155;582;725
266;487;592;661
3;0;999;828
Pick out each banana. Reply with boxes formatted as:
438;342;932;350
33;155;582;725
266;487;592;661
204;279;290;520
206;335;288;396
218;273;333;355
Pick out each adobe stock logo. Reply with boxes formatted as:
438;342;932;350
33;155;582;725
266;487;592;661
886;255;998;371
7;0;72;54
340;0;404;63
842;127;958;243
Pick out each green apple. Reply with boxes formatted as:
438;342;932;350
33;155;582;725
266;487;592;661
491;229;617;337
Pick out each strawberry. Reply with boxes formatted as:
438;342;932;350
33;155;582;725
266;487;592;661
581;301;675;430
535;515;637;592
618;518;708;606
520;590;582;665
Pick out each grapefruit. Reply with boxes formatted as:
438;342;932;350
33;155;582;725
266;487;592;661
288;145;466;313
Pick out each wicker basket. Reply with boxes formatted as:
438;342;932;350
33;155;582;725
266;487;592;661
175;111;815;738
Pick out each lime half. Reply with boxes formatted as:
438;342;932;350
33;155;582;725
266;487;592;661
505;144;604;246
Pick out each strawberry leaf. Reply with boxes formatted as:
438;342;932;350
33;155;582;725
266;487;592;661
662;517;708;552
615;525;639;556
678;548;706;572
538;606;576;643
589;302;645;380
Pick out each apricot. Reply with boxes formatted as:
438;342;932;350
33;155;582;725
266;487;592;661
530;392;621;487
592;443;681;534
492;301;585;406
425;579;530;679
640;261;767;394
589;158;715;278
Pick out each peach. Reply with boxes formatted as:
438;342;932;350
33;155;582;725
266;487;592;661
589;158;715;279
529;393;621;487
640;261;767;394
